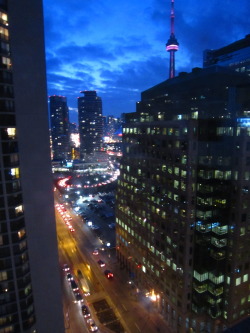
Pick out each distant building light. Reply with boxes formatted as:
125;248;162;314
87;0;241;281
237;118;250;127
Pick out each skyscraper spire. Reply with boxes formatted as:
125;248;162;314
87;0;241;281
166;0;179;79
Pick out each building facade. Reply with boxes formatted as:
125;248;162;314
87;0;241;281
49;95;70;161
203;34;250;75
0;1;64;332
116;66;250;333
78;90;103;158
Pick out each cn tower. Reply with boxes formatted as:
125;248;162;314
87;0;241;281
166;0;179;79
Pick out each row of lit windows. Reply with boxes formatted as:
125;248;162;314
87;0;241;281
123;126;188;137
198;170;232;180
124;123;250;139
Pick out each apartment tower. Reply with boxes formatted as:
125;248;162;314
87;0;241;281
0;0;64;332
49;95;70;161
116;66;250;333
78;90;103;158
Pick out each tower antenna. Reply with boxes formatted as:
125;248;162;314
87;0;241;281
166;0;179;79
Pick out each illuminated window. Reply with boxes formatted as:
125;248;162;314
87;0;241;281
24;284;32;296
0;26;8;38
0;271;7;281
174;180;179;189
174;167;179;175
11;168;19;178
18;229;26;239
236;277;241;286
15;205;23;215
243;274;248;282
181;155;187;164
2;56;11;69
191;111;198;119
181;170;186;177
0;12;8;22
7;127;16;139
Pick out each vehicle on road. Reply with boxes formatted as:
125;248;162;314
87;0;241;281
74;292;84;303
63;264;70;272
70;280;79;292
92;248;99;256
86;318;98;332
97;260;105;267
81;305;91;318
66;273;73;281
104;270;114;279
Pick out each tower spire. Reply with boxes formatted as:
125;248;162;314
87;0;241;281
166;0;179;79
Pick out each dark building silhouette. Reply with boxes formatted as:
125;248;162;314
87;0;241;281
203;34;250;75
78;90;103;158
49;95;70;160
116;66;250;333
0;1;64;332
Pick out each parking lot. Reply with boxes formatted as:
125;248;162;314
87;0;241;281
73;191;117;248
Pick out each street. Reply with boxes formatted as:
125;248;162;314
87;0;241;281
55;191;173;333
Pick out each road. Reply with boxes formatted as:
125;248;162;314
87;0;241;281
55;191;173;333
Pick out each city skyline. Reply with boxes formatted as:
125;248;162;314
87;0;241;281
43;0;250;122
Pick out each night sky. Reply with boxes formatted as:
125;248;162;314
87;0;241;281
43;0;250;123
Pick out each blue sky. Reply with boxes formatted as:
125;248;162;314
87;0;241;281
43;0;250;123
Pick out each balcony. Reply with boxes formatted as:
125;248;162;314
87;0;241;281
212;225;228;235
193;283;207;294
211;237;227;248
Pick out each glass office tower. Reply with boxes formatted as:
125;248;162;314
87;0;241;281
0;1;64;332
116;66;250;333
203;34;250;75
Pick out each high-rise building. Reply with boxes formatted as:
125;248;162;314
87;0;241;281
203;34;250;75
0;1;64;332
49;95;70;161
103;115;121;137
116;66;250;333
78;90;103;158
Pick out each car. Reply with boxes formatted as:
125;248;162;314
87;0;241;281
66;273;73;281
63;264;70;272
70;280;79;292
97;260;105;267
74;292;83;303
81;305;91;318
86;318;98;332
92;249;99;256
104;270;114;279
